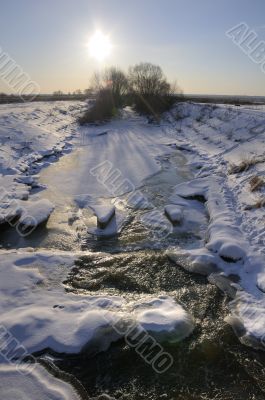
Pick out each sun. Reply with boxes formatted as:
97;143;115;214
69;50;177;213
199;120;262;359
88;31;112;61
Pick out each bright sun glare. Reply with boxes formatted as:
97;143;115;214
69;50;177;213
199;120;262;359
88;31;112;61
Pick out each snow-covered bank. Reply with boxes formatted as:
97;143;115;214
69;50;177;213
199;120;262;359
0;101;84;236
13;105;191;242
164;102;265;349
0;250;194;356
1;99;265;396
0;364;81;400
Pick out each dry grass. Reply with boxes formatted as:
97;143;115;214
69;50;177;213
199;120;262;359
245;196;265;210
253;197;265;208
249;175;265;192
253;197;265;209
229;156;265;174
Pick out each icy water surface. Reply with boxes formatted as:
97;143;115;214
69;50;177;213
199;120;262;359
0;148;194;251
1;145;265;399
57;251;265;400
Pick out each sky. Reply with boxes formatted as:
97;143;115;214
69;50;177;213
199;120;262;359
1;0;265;95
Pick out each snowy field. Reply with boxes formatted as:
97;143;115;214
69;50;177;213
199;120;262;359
0;100;265;398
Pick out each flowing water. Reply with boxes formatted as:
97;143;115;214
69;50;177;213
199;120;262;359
1;147;265;399
59;251;265;400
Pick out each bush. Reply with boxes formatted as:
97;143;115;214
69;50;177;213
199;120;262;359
128;62;182;118
91;67;128;107
79;63;183;124
79;89;117;124
103;67;128;107
132;93;177;118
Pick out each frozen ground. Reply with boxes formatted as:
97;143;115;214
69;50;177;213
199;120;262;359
165;102;265;349
0;363;81;400
0;100;265;396
0;101;193;397
0;250;194;354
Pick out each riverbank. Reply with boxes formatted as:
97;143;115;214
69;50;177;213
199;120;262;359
0;100;265;399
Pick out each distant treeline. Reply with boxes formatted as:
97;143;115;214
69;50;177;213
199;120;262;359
0;92;95;104
185;94;265;105
1;91;264;107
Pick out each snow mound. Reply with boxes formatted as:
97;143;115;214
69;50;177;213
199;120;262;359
171;172;265;348
226;291;265;350
19;199;55;227
133;296;194;342
2;304;122;355
205;178;248;261
0;364;80;400
0;251;194;360
164;205;183;224
90;205;116;229
167;247;219;276
174;177;210;199
218;243;246;261
88;209;128;237
174;177;248;262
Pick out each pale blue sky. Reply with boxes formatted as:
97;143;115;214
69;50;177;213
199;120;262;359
1;0;265;95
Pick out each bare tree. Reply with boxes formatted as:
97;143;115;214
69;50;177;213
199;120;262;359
128;63;170;96
53;90;64;96
90;67;128;106
91;72;103;92
127;62;181;117
83;88;93;96
103;67;128;105
81;63;182;123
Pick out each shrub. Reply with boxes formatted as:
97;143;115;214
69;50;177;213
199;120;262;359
245;196;265;210
91;67;128;107
128;62;182;118
78;89;116;124
229;156;265;174
249;175;265;191
132;93;177;119
79;63;183;124
79;67;128;124
103;67;128;107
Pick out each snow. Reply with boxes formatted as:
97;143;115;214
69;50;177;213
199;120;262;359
0;364;80;400
0;250;194;358
0;102;199;393
164;205;183;224
168;247;219;276
90;205;116;228
165;101;265;348
19;199;55;227
173;176;248;261
133;296;194;342
205;177;248;261
141;193;207;240
171;176;210;199
38;117;175;204
0;101;82;235
88;209;127;237
225;292;265;350
0;98;265;389
208;272;237;299
0;250;122;355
